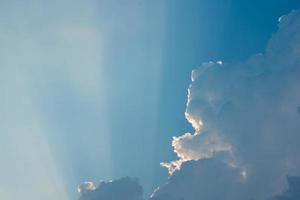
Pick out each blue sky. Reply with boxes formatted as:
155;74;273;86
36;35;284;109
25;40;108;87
1;1;300;200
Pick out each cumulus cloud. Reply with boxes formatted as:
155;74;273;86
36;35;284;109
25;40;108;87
158;9;300;200
78;177;143;200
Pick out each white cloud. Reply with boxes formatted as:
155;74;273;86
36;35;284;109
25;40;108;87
160;131;232;174
78;182;96;194
157;9;300;200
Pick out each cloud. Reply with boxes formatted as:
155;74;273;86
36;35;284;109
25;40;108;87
78;177;143;200
157;9;300;200
270;176;300;200
160;131;232;174
78;182;96;193
152;159;249;200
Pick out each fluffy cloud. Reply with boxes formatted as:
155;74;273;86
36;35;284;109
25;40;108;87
78;182;96;194
160;131;232;174
78;177;143;200
157;9;300;200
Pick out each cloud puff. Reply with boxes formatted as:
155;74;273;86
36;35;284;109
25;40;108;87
78;177;143;200
158;9;300;200
160;131;232;174
78;182;96;194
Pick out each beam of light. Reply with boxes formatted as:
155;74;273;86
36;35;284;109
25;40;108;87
0;69;70;200
0;0;113;199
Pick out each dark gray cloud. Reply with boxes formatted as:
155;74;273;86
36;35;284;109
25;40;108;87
78;177;143;200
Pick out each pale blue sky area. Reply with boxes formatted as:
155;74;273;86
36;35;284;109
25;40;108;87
0;1;300;199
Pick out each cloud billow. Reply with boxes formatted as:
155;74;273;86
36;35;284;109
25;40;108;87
155;9;300;200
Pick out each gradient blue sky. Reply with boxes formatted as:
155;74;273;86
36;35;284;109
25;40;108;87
1;1;300;200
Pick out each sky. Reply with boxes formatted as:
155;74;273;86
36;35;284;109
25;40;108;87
1;1;300;200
